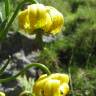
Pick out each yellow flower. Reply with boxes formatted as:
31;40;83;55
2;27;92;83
18;4;64;35
33;73;69;96
0;92;5;96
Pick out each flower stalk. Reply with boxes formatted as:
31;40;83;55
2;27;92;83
0;63;51;83
35;29;44;49
0;56;11;75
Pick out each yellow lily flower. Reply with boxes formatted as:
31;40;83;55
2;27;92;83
0;92;5;96
18;4;64;35
33;73;69;96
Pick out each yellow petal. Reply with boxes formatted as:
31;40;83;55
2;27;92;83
44;79;60;96
46;6;64;35
49;73;69;84
0;92;5;96
42;12;52;33
18;9;32;34
28;4;47;29
28;4;37;32
37;74;48;80
18;9;29;29
60;83;69;96
33;76;48;96
50;27;62;35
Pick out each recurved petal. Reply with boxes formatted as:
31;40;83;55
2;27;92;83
28;4;37;17
49;73;69;83
36;4;47;18
35;4;49;29
60;83;69;96
28;5;37;32
37;74;48;81
50;27;62;35
28;4;47;29
42;12;52;33
44;79;60;96
0;92;5;96
46;6;64;35
33;76;48;96
18;9;29;30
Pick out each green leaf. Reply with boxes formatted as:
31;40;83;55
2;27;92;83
0;57;11;75
0;19;7;40
5;0;10;18
0;19;7;31
0;11;3;23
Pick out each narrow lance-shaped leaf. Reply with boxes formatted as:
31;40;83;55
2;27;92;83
0;57;11;74
5;0;10;18
0;19;7;40
0;11;3;23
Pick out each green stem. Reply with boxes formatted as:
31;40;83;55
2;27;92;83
68;48;75;96
1;0;38;40
0;63;51;83
35;29;44;50
0;56;11;74
19;91;32;96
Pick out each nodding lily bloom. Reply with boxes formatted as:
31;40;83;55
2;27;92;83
33;73;69;96
18;4;64;35
0;92;5;96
